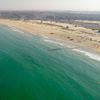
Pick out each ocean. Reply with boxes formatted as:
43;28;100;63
0;24;100;100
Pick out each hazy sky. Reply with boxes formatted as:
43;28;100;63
0;0;100;11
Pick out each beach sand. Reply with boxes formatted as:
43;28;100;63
0;19;100;51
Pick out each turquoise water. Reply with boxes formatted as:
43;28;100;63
0;25;100;100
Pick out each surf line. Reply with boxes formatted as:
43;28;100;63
73;49;100;62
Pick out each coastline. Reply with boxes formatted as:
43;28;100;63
0;18;100;52
42;35;100;62
0;23;100;99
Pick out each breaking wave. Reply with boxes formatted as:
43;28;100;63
73;49;100;62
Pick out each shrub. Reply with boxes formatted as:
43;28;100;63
98;30;100;33
66;26;69;29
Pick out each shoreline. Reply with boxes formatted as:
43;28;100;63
0;20;100;62
0;18;100;52
42;36;100;62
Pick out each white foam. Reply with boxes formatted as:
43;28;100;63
9;26;24;33
73;49;100;62
42;35;49;39
65;45;76;49
42;35;64;46
43;39;64;46
42;36;76;48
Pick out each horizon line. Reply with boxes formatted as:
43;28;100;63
0;9;100;12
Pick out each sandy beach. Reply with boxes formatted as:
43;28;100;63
0;19;100;51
